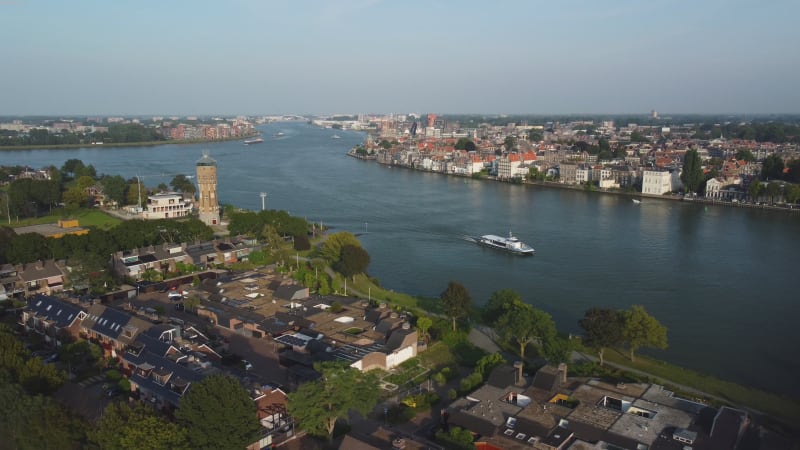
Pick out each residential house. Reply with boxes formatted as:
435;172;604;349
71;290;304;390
80;303;153;359
558;163;577;184
248;384;294;450
111;244;190;280
18;260;67;296
122;325;206;408
0;264;24;301
20;294;85;347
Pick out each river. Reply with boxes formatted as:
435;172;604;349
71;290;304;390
2;121;798;399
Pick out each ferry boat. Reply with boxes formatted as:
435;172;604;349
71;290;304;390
632;199;641;204
474;232;535;255
243;137;264;145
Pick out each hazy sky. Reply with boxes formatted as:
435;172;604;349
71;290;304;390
2;0;799;115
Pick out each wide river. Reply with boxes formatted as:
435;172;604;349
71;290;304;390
2;122;798;399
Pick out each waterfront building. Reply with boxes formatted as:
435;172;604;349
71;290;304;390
196;151;220;226
642;170;672;195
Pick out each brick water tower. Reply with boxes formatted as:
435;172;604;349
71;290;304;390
196;151;220;226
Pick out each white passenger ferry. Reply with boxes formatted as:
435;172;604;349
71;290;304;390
474;232;535;255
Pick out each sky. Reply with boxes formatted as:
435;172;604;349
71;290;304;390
1;0;799;116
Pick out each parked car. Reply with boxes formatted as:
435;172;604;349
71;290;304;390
243;360;253;371
168;291;183;301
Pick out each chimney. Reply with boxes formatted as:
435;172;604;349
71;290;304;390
514;361;524;386
558;363;568;385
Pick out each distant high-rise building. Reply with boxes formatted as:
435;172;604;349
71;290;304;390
651;109;658;119
196;151;219;226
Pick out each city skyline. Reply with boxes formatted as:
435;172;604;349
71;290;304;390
2;0;799;115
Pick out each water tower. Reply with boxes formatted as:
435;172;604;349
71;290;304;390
196;151;219;226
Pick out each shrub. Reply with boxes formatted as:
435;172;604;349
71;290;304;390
106;370;122;382
329;301;343;313
432;372;446;386
448;388;458;400
293;234;311;251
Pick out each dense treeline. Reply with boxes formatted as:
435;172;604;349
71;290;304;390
0;123;165;146
227;209;309;239
693;122;800;143
2;159;193;219
0;218;214;265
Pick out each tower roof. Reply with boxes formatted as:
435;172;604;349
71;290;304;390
196;151;216;166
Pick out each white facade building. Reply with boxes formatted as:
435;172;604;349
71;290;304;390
642;171;672;195
143;192;192;220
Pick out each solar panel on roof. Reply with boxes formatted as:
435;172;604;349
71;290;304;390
275;335;308;347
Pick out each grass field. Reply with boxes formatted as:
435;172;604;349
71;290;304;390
9;209;121;230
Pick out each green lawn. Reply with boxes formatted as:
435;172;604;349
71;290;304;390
9;208;121;230
603;348;800;426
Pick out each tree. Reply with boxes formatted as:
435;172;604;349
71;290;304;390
184;295;201;312
334;244;370;278
440;281;472;332
0;382;86;450
176;375;261;450
293;233;310;251
435;426;475;450
416;316;433;343
784;184;800;204
735;149;756;162
100;175;127;206
622;305;668;362
62;186;89;210
288;362;380;442
90;402;189;450
483;288;524;324
749;181;764;201
170;174;196;194
504;136;516;152
766;182;782;203
579;308;625;366
454;138;476;152
681;149;704;194
319;231;360;263
786;159;800;183
629;130;648;142
528;129;543;142
761;154;785;180
497;303;556;359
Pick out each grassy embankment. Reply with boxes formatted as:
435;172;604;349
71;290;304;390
7;209;121;230
601;348;800;426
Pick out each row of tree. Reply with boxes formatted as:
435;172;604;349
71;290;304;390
0;123;166;147
580;305;667;365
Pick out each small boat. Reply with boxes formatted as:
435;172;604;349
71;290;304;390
272;132;285;138
632;199;641;204
331;134;341;139
243;137;264;145
474;232;534;255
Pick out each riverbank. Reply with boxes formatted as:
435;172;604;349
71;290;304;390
353;152;799;214
0;133;258;151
